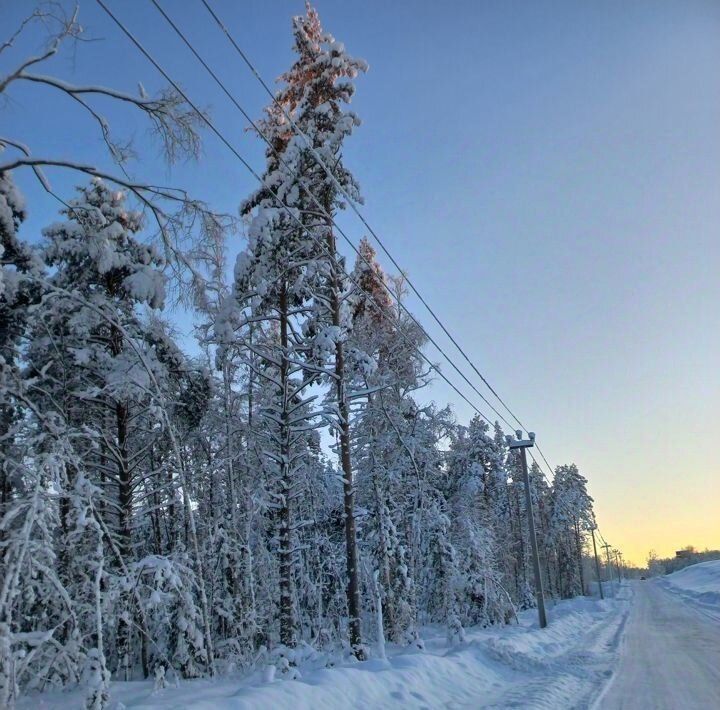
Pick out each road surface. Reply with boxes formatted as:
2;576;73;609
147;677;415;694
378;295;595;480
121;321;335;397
599;580;720;709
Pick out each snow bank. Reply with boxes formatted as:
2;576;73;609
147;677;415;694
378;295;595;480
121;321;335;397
18;591;631;710
665;559;720;595
660;560;720;621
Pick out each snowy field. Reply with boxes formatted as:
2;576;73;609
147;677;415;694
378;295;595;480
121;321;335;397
18;590;631;710
659;559;720;622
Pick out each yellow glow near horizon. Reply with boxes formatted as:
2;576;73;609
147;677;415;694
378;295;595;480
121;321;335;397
580;431;719;569
596;502;719;569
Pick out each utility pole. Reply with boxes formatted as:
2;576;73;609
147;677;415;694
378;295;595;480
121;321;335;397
507;431;547;629
602;542;614;596
615;551;622;582
590;526;604;600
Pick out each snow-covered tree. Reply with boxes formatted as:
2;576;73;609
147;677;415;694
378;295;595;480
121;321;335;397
25;180;213;682
549;464;593;598
0;166;42;534
272;3;369;656
349;240;418;644
446;416;514;625
0;5;603;704
230;2;368;656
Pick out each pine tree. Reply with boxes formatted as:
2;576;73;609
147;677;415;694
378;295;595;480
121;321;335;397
446;416;513;625
0;6;606;702
0;167;42;550
275;3;368;656
233;118;320;651
26;180;213;679
349;250;425;644
233;2;368;655
550;464;593;598
0;168;66;706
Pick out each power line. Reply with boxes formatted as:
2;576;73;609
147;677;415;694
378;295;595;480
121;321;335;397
198;0;528;432
198;0;567;507
522;448;614;554
533;444;556;479
99;0;617;555
147;0;519;432
94;0;500;431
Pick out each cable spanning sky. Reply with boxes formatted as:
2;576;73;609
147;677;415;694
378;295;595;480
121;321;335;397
2;0;719;565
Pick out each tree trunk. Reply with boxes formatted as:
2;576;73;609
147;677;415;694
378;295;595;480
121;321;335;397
149;447;163;555
58;462;76;581
243;328;258;645
278;284;295;648
109;321;133;679
373;475;396;640
116;401;131;560
326;228;363;657
575;520;586;595
165;455;175;552
115;399;132;679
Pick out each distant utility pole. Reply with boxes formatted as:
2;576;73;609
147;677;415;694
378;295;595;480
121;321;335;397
602;542;614;594
507;430;547;629
590;526;604;600
614;551;622;582
616;551;623;581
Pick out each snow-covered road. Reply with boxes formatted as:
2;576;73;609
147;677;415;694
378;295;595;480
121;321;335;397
598;580;720;710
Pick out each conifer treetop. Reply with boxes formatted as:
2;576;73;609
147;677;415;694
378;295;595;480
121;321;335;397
43;178;166;309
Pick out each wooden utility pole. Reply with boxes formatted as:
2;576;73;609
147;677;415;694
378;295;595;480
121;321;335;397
507;431;547;629
602;542;614;596
590;526;604;600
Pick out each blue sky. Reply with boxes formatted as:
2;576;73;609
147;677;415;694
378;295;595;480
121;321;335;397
2;0;719;563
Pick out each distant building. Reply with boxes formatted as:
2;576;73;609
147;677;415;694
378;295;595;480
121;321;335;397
675;549;692;559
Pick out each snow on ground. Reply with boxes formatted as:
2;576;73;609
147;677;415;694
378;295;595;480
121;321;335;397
663;559;720;596
658;560;720;622
18;589;631;710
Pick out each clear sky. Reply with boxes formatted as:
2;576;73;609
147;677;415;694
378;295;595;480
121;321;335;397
2;0;719;566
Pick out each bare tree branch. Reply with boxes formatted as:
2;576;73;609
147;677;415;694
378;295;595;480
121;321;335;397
13;74;204;163
0;7;50;55
0;4;233;313
0;4;81;92
0;154;234;310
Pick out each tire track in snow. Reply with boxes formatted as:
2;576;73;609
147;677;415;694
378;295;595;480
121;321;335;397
482;589;632;709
